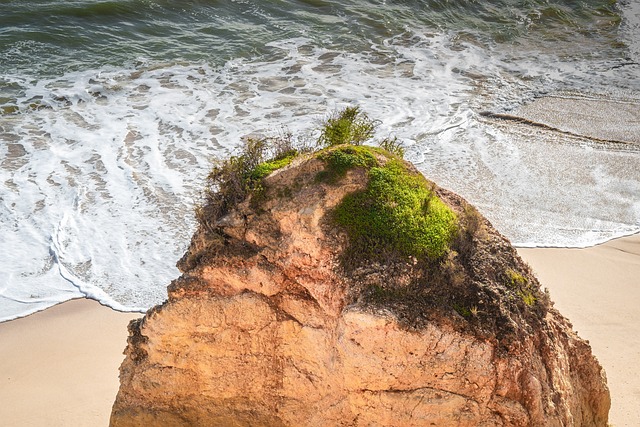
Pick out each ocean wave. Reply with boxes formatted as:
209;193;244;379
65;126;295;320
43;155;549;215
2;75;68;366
0;0;638;320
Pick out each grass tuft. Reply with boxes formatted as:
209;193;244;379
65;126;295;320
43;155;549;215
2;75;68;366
378;136;405;157
506;269;527;288
318;106;377;147
518;291;537;307
505;269;538;307
196;135;300;230
453;303;472;318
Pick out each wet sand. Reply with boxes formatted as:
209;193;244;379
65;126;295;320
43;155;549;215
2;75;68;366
493;93;640;144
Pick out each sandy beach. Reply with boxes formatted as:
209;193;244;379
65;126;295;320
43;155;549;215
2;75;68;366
0;299;139;427
518;234;640;427
1;235;639;426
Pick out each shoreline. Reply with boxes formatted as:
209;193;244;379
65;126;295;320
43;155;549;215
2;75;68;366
3;231;638;325
514;229;640;250
0;298;145;325
0;234;638;426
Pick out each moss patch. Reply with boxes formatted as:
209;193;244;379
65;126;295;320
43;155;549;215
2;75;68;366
506;269;527;288
453;303;472;318
505;269;538;307
315;145;379;183
518;290;537;307
248;151;297;182
333;153;457;261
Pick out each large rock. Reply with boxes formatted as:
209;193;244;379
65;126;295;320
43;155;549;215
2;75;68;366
110;148;610;426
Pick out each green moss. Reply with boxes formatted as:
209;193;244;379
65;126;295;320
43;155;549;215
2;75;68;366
334;155;457;260
518;291;537;307
453;303;472;318
248;151;297;182
505;269;537;307
506;269;527;288
316;145;378;183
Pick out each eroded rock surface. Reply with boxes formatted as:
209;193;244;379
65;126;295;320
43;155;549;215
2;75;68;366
111;151;610;426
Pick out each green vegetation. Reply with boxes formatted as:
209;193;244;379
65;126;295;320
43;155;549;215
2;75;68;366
378;136;405;157
506;269;527;288
316;106;404;156
518;290;537;307
248;152;297;182
196;135;299;228
505;269;537;307
453;304;480;318
197;105;450;263
197;106;405;228
318;106;376;147
334;156;457;260
190;105;548;339
453;303;472;318
315;145;378;183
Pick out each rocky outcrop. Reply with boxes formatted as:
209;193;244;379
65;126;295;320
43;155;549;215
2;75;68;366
110;148;610;426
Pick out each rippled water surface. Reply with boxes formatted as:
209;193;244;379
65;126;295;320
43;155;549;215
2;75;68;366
1;0;639;320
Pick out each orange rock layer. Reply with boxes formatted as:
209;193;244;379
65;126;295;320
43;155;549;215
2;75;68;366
111;154;610;426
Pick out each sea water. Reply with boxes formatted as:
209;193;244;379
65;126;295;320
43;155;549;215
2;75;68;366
1;0;639;321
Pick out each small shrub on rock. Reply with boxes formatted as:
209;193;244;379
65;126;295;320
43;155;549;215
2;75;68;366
318;106;377;147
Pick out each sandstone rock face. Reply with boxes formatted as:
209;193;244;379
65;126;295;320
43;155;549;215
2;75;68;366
111;152;610;426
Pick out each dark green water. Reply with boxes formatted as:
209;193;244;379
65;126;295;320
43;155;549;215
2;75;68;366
0;0;626;77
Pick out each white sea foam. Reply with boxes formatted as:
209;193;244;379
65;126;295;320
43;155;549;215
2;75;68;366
1;31;639;321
